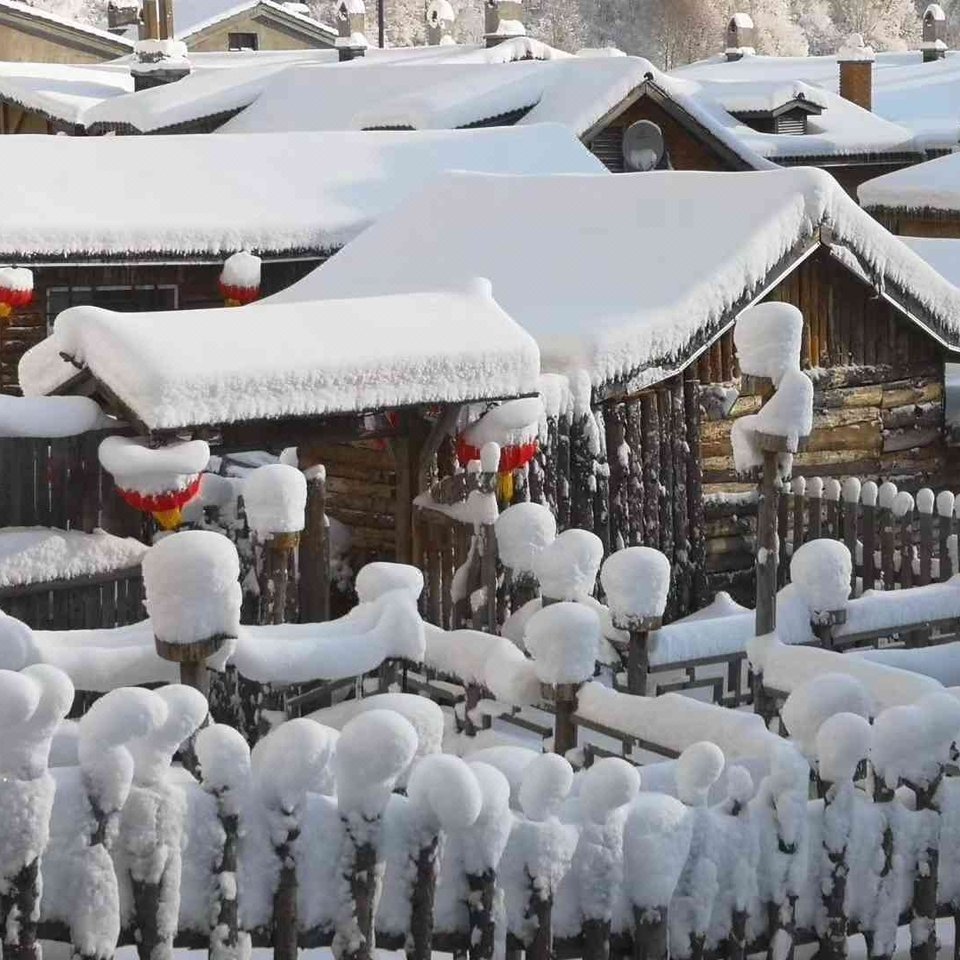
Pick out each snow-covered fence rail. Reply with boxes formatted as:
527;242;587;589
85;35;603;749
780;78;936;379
18;672;960;960
778;477;959;600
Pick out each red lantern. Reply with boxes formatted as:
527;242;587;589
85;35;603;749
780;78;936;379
219;251;261;307
0;267;33;320
117;475;202;530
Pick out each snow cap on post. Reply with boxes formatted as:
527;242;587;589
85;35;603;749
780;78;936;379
252;718;338;813
196;723;251;795
0;669;41;730
842;477;861;504
524;601;600;685
578;757;640;825
789;539;851;615
219;250;261;306
871;703;929;789
861;480;878;506
675;741;725;807
937;490;955;518
892;491;914;518
781;673;871;759
816;712;871;784
877;481;897;510
243;463;307;538
518;752;573;822
355;562;424;603
2;663;75;779
335;709;418;817
624;792;693;909
461;761;512;874
733;303;803;387
494;502;556;575
143;530;241;647
532;528;603;601
128;683;209;786
408;754;482;831
600;546;670;629
755;368;813;448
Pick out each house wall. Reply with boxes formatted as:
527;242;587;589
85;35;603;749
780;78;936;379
0;101;62;134
865;208;960;239
814;160;919;199
186;11;329;51
0;14;128;62
697;248;948;602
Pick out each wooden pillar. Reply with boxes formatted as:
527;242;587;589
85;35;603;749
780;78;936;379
755;445;780;636
407;839;439;960
632;907;668;960
640;394;660;548
571;411;596;532
550;681;579;756
605;402;630;551
862;499;877;593
557;414;572;531
298;464;330;623
393;415;429;566
155;635;223;695
671;379;690;615
683;379;706;608
622;615;661;696
263;533;299;626
843;496;859;598
626;400;645;548
593;409;611;554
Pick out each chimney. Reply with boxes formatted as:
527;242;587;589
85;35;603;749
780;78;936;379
426;0;455;45
106;0;139;34
837;33;875;111
922;3;947;61
724;12;755;61
335;0;367;60
130;38;191;91
484;0;524;47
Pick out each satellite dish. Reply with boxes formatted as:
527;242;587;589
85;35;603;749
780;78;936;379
622;120;668;172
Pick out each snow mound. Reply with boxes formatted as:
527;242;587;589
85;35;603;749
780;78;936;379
98;435;209;495
781;673;871;757
755;368;813;447
790;539;851;614
524;601;600;685
733;303;803;387
355;562;424;602
252;718;338;812
532;528;603;601
494;502;556;575
518;752;574;822
675;741;725;807
142;531;241;646
816;712;871;784
242;463;307;536
407;754;482;831
600;546;671;626
0;394;109;438
624;792;693;908
578;757;640;825
195;723;251;794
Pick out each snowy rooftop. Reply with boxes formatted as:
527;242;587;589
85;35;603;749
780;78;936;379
273;167;960;392
173;0;335;42
0;125;603;260
901;237;960;287
18;282;541;430
0;0;134;48
859;150;960;211
675;50;960;150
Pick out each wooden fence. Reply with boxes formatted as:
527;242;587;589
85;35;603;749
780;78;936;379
0;310;44;395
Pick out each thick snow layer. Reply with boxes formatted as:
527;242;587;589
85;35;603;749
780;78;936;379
835;578;960;639
600;546;671;625
142;531;242;645
462;397;542;447
755;368;813;446
733;303;803;386
816;712;871;785
25;285;540;430
423;623;540;705
0;126;600;258
174;0;333;40
576;682;777;759
233;588;424;683
623;792;692;908
675;741;725;807
524;601;600;685
0;395;109;438
354;562;424;603
98;436;209;495
861;151;960;213
407;754;482;831
790;540;852;614
780;673;871;758
0;527;146;587
252;718;337;813
494;502;556;575
220;250;261;290
578;756;640;825
749;633;943;711
194;723;251;795
242;464;306;536
334;709;418;817
854;642;960;687
532;529;603;601
275;166;960;390
518;752;573;821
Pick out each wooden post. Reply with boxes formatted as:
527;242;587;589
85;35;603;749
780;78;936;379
632;907;668;960
626;400;645;548
407;838;439;960
466;870;497;960
155;635;224;695
683;379;706;608
480;522;497;633
918;491;934;586
910;774;943;960
862;498;877;594
3;860;40;960
571;410;596;533
619;615;662;696
824;479;841;540
525;869;553;960
640;394;660;548
606;403;630;551
807;477;823;541
261;532;300;626
842;487;859;598
937;492;955;581
755;446;780;637
557;413;572;531
671;380;690;615
204;776;243;960
548;681;579;756
298;464;330;623
880;505;896;590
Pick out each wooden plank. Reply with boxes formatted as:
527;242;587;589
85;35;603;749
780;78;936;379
640;393;660;548
657;387;673;563
684;379;706;609
918;507;934;587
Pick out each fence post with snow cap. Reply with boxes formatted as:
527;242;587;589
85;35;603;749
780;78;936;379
195;724;251;960
894;491;916;591
333;710;418;960
253;719;337;960
495;501;556;612
0;665;73;960
807;477;823;541
878;481;898;590
937;490;955;581
790;540;852;647
917;489;936;585
142;530;242;693
600;546;669;695
525;602;599;756
297;457;330;623
824;478;841;539
842;479;861;595
244;464;307;626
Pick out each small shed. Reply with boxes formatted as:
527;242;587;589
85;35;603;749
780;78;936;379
174;0;336;52
0;0;133;63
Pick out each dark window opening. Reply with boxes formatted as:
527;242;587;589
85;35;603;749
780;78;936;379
46;285;178;331
228;31;259;50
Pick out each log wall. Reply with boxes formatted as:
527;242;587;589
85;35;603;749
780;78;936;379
700;248;950;603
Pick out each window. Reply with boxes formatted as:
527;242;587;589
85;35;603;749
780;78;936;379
46;285;178;331
228;31;259;50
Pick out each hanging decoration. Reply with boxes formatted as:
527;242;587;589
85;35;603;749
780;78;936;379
457;397;542;502
98;436;210;531
0;267;33;320
219;251;262;307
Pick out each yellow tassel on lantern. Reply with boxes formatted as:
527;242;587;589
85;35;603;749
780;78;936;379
152;507;183;530
497;471;514;504
0;303;11;320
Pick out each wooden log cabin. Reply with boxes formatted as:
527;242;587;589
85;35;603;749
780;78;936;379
282;165;960;612
0;123;600;393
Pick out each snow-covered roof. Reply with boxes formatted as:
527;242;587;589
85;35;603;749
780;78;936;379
859;150;960;211
900;237;960;287
272;167;960;393
19;282;541;430
0;0;134;49
218;52;651;137
675;51;960;151
173;0;335;43
0;125;603;260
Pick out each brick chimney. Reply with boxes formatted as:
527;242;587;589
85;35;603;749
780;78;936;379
922;3;947;61
335;0;367;60
484;0;524;48
838;33;875;111
426;0;454;45
724;12;756;61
